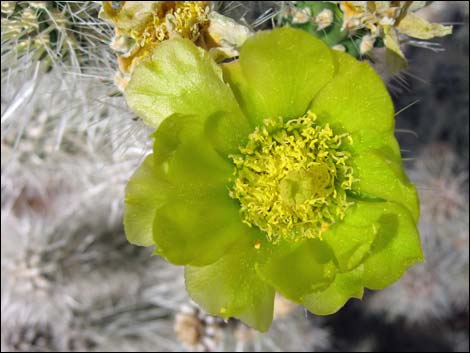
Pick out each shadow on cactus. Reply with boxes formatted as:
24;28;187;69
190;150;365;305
123;27;423;331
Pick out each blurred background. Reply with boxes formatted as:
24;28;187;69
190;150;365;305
1;1;468;352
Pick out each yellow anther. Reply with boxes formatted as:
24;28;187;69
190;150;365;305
103;1;210;76
230;112;355;243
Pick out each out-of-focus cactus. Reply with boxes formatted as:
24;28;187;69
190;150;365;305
1;1;111;71
173;298;331;352
280;1;453;76
1;14;165;348
1;1;141;164
174;303;225;351
392;1;469;159
1;146;187;351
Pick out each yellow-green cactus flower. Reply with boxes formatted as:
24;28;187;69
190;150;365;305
123;27;423;331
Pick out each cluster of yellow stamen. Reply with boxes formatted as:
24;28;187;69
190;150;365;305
134;1;209;45
101;1;210;88
229;111;355;243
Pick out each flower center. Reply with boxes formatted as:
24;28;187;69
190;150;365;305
229;111;355;243
278;165;332;206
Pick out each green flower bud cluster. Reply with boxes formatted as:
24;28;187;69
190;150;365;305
280;1;453;75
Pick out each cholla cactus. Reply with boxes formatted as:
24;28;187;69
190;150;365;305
1;1;126;162
229;309;331;352
1;19;169;349
394;1;469;157
1;2;112;71
1;147;188;351
280;1;453;76
367;144;469;325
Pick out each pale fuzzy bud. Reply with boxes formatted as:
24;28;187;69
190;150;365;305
379;15;396;26
29;2;47;10
291;7;311;24
1;1;16;16
332;44;346;52
21;7;38;30
207;12;252;48
314;8;334;31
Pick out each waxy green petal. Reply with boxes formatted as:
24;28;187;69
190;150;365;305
125;112;237;249
352;131;402;158
302;266;364;315
324;201;380;272
152;114;233;191
223;27;335;126
185;236;275;332
352;148;420;222
256;239;336;301
149;114;244;266
360;202;423;290
153;194;246;266
124;154;169;247
311;51;394;142
204;110;252;157
125;37;247;134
